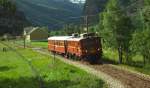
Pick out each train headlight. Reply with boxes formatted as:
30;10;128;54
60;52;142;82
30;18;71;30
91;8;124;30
78;48;81;52
98;48;100;51
86;50;88;53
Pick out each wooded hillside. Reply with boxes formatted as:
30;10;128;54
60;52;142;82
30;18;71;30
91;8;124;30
0;0;29;36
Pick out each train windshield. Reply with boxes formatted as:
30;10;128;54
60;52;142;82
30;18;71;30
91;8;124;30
82;38;100;50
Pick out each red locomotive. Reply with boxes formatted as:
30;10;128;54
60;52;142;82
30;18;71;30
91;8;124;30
48;33;102;63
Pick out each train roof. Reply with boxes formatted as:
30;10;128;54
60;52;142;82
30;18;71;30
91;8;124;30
48;36;84;41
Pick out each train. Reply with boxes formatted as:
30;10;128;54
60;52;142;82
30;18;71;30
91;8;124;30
48;33;102;63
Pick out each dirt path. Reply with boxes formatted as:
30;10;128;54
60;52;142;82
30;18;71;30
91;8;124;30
33;48;150;88
89;64;150;88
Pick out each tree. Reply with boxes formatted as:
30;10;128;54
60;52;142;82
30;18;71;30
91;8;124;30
0;0;29;36
0;0;16;13
83;0;108;24
130;0;150;64
100;0;133;64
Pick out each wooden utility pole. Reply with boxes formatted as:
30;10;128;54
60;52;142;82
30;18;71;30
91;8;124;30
85;5;89;33
85;15;89;33
53;40;56;62
24;36;26;48
23;29;26;49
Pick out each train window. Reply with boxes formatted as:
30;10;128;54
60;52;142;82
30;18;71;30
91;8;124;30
52;41;64;46
58;41;62;46
83;41;94;47
60;41;61;45
62;42;64;46
51;40;54;44
57;41;59;46
69;42;72;45
49;40;52;44
72;41;75;46
68;41;72;46
55;41;58;45
71;42;73;46
61;41;64;46
57;41;60;45
57;41;58;45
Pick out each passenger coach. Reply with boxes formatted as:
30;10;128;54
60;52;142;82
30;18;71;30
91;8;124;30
48;33;102;63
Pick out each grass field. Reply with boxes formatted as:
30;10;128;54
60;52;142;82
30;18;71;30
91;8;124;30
0;42;106;88
30;41;48;49
11;40;48;49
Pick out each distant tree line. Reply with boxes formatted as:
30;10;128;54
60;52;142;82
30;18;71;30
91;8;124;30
0;0;16;13
49;24;84;36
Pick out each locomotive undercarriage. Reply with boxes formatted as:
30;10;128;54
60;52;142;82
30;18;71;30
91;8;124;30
65;52;102;64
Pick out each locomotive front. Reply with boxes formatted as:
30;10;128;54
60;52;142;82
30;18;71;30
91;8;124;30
79;33;102;63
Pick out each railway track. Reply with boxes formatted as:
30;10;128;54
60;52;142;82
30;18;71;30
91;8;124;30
3;41;150;88
88;64;150;88
33;48;150;88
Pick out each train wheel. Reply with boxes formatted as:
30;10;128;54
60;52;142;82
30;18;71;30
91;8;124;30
95;54;103;64
72;54;78;61
74;55;80;61
68;53;72;59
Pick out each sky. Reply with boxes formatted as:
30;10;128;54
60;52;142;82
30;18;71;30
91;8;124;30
70;0;85;3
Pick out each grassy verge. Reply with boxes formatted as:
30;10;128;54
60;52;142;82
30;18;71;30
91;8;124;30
103;48;150;75
11;40;48;49
0;42;106;88
30;41;48;49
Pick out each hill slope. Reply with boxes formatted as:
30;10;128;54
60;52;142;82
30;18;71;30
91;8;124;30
84;0;144;24
0;0;29;36
12;0;83;28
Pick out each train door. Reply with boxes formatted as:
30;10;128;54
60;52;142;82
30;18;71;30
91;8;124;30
64;40;68;54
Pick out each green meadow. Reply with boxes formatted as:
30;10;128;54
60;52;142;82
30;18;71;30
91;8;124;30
0;42;106;88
